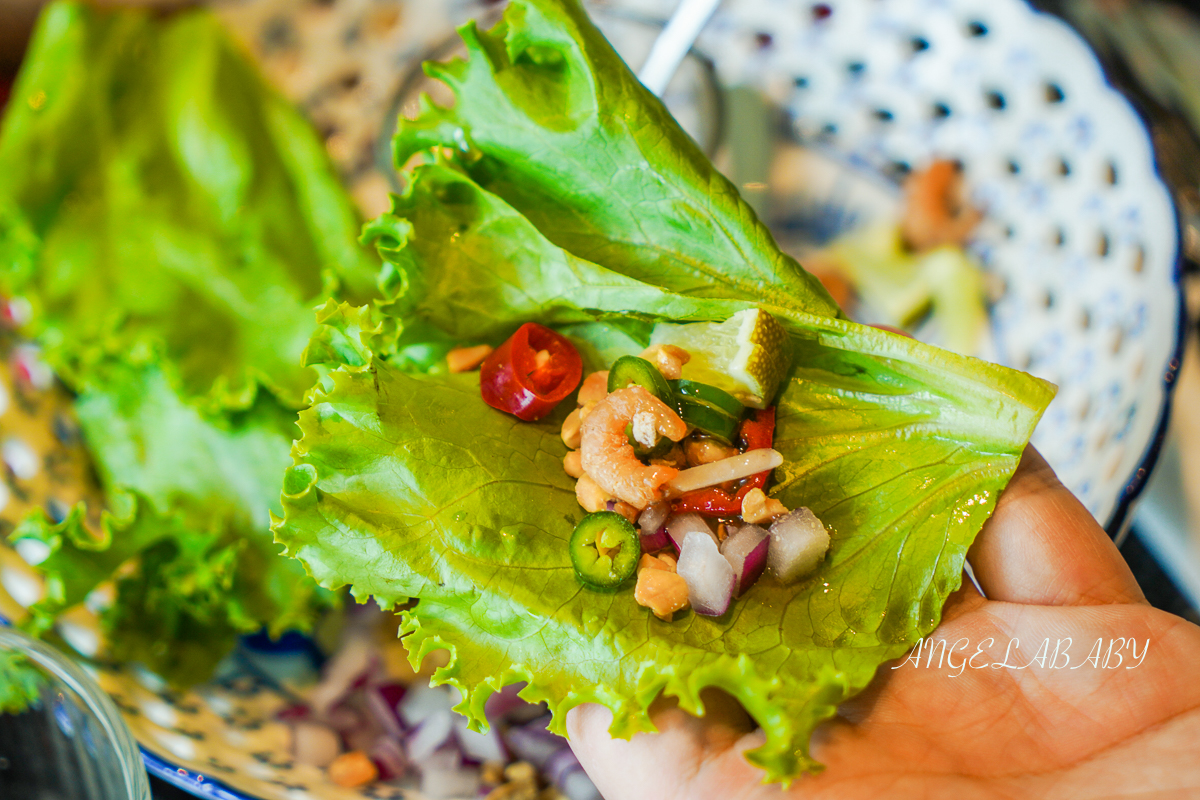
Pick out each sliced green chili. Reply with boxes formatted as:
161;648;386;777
607;356;672;402
570;511;641;590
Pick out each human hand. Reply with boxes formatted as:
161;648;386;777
567;447;1200;798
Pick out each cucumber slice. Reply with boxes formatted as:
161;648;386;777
676;398;739;445
670;379;745;419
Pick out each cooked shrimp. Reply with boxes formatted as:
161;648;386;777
580;386;688;508
900;160;983;253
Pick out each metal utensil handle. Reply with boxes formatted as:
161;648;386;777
637;0;722;96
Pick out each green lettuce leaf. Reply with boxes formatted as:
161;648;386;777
0;0;378;410
9;361;327;684
0;1;362;685
394;0;839;320
0;651;45;715
274;161;1054;780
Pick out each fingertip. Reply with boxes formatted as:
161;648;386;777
565;702;612;742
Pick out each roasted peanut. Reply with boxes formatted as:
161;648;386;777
446;344;494;373
563;450;584;478
685;437;739;467
577;371;609;406
741;487;788;524
635;568;690;620
561;408;583;449
575;474;612;513
327;751;378;788
640;344;691;380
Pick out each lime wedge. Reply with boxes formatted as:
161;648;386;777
649;309;792;408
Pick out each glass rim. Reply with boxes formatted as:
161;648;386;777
0;623;151;800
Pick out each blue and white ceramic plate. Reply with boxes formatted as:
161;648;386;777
0;0;1184;798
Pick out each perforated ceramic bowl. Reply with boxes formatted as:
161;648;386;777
630;0;1184;532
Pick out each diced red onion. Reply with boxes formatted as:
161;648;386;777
376;682;407;710
665;513;717;553
720;524;769;597
543;746;583;786
405;711;455;762
676;531;735;616
504;716;564;768
767;507;831;584
364;685;406;740
483;683;524;721
341;710;384;755
639;526;671;553
483;683;545;725
454;715;509;764
290;721;341;768
369;736;407;781
275;703;310;723
323;703;365;736
605;500;617;511
420;749;481;800
637;502;670;537
398;683;456;728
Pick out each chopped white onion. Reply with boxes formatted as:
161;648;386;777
405;710;455;762
454;715;508;763
398;683;456;728
419;749;481;799
637;502;670;537
663;449;783;497
720;524;769;597
665;513;716;553
290;721;341;768
676;532;735;616
768;507;831;583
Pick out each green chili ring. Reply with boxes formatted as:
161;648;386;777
607;356;672;402
570;511;642;590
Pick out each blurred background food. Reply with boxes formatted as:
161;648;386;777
1;1;1199;799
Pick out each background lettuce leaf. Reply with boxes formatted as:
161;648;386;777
0;651;45;715
274;157;1054;779
0;1;363;685
394;0;840;320
0;0;379;410
9;360;326;685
